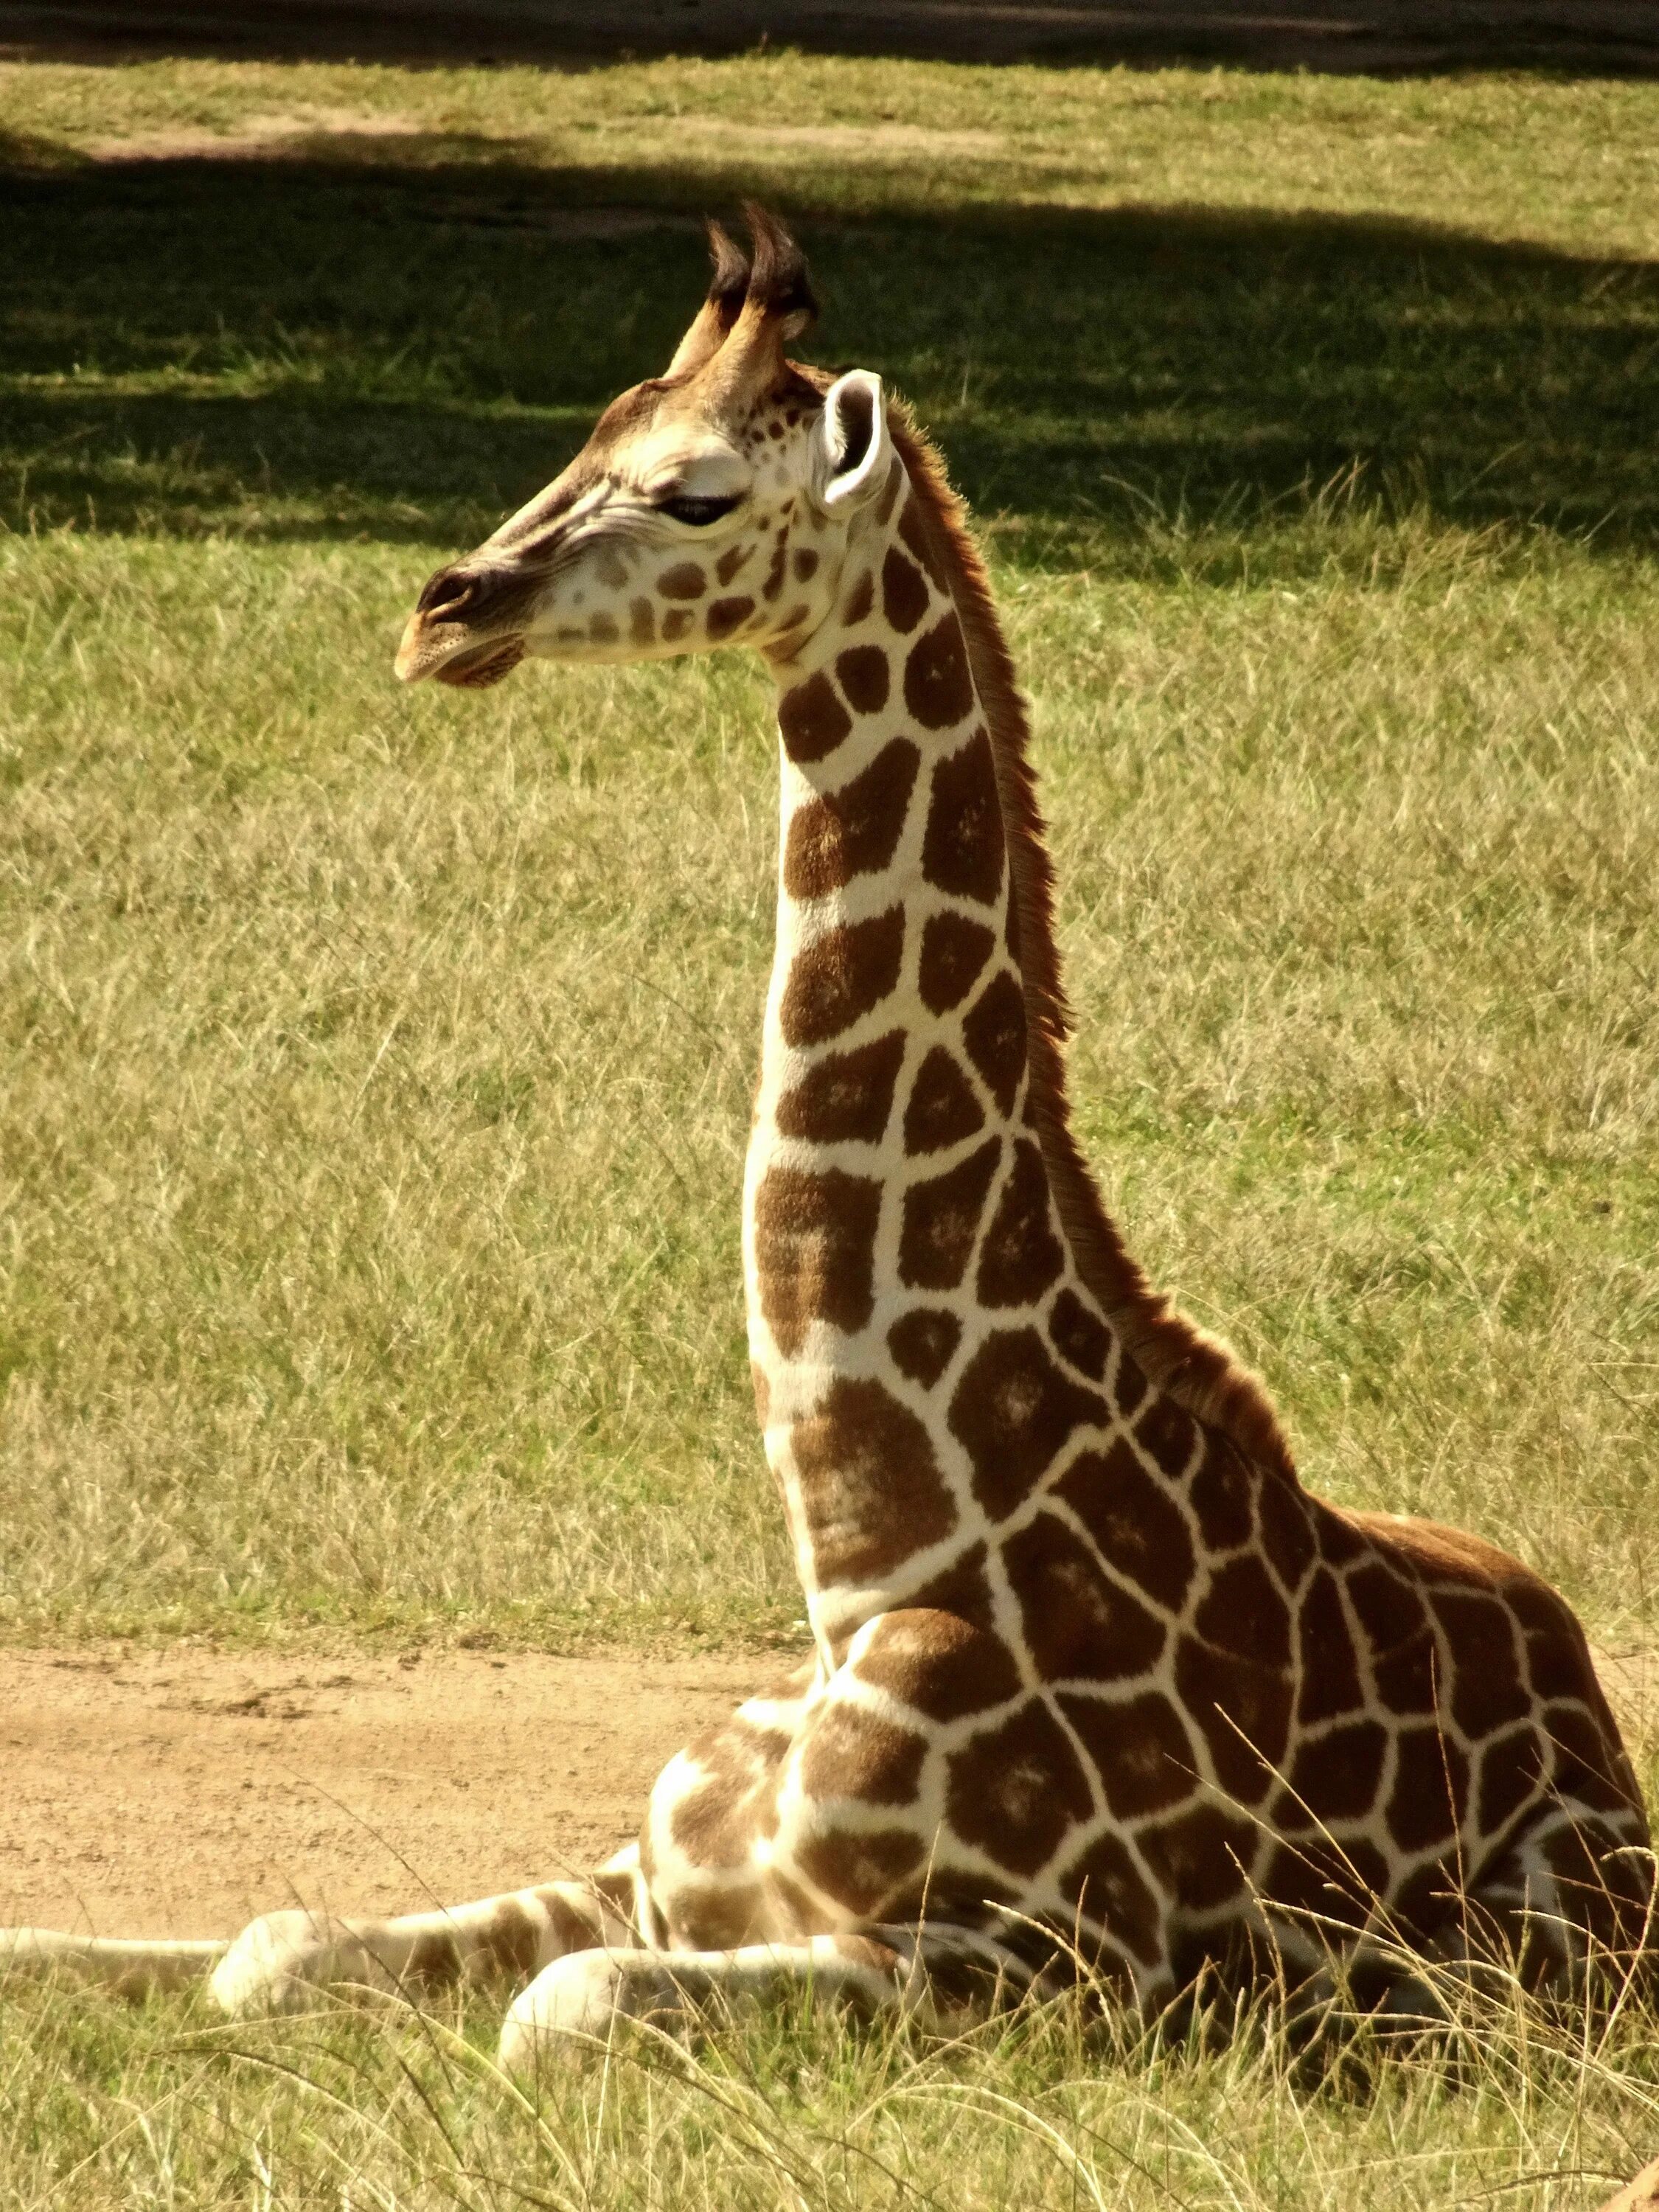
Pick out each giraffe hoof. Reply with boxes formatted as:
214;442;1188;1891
498;1952;678;2071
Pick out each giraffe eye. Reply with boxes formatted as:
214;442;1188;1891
658;493;742;527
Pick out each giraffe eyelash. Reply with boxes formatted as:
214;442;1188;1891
658;493;743;527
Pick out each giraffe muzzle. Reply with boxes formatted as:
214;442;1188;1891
394;611;526;689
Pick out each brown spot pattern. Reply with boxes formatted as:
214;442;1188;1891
708;594;755;640
887;1307;963;1388
1477;1727;1547;1832
1056;1831;1163;1963
1279;1719;1389;1827
907;1545;1001;1635
662;607;694;643
882;549;930;633
855;1607;1021;1722
1296;1571;1365;1722
919;912;995;1015
1114;1357;1147;1419
835;644;889;715
481;1900;543;1981
898;495;949;590
1060;1691;1198;1820
1056;1440;1196;1614
1545;1701;1632;1812
793;1827;925;1916
1004;1512;1166;1681
659;563;706;599
1374;1633;1442;1715
1048;1288;1109;1380
961;969;1028;1119
1387;1727;1469;1851
844;570;874;625
778;671;852;764
899;1136;1001;1290
780;906;904;1047
1437;1591;1531;1736
921;729;1004;904
1193;1557;1293;1667
1175;1632;1293;1804
1262;1835;1387;1933
1186;1430;1249;1534
1257;1481;1318;1595
946;1698;1094;1875
1138;1804;1256;1910
752;1164;881;1357
1348;1562;1428;1652
799;1702;928;1806
905;612;977;731
947;1326;1108;1519
792;1377;959;1585
902;1046;985;1155
975;1138;1064;1307
783;739;920;902
776;1029;906;1146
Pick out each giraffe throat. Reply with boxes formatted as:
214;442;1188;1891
746;440;1131;1663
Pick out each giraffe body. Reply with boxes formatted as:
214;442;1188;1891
6;213;1649;2060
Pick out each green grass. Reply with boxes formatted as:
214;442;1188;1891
4;54;1658;1646
4;46;1659;2212
2;1968;1658;2211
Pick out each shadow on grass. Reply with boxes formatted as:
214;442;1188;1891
10;0;1659;76
4;140;1658;564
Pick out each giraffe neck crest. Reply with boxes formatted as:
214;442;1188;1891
745;406;1295;1658
883;409;1295;1486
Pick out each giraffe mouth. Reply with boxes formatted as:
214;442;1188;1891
432;636;526;689
394;614;526;689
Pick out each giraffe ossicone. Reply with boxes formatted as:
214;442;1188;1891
6;207;1651;2062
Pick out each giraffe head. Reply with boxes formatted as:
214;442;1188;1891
395;209;892;689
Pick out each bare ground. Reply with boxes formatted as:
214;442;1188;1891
0;1644;757;1938
0;1640;1652;1943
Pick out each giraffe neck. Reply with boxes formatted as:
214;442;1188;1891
745;439;1144;1664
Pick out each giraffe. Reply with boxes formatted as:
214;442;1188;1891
4;209;1651;2068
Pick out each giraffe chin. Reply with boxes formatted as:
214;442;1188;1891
432;636;526;690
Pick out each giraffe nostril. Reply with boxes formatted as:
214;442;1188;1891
417;568;478;620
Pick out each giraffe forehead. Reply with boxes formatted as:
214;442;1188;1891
616;420;749;491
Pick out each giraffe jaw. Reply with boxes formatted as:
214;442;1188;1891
394;616;526;689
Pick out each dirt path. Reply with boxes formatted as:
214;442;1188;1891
0;1644;759;1937
0;1640;1652;1941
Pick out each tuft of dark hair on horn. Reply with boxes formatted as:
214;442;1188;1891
703;219;752;323
739;201;819;329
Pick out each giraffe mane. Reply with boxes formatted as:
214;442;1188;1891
881;401;1300;1486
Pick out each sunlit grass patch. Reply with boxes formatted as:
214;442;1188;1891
4;1947;1658;2209
3;504;1655;1648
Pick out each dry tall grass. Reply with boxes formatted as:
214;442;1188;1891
4;516;1655;1647
2;47;1658;2209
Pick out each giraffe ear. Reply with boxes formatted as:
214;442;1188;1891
818;371;891;512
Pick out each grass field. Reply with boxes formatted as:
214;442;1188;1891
2;47;1659;2210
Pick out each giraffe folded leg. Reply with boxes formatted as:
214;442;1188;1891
210;1849;649;2017
0;1930;229;1999
497;1924;1029;2072
1428;1804;1656;2008
1;1850;650;2013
